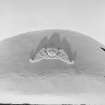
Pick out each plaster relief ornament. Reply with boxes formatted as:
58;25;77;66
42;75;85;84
29;32;75;64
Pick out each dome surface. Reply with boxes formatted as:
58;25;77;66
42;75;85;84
0;29;105;103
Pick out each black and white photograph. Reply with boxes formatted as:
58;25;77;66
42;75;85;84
0;0;105;104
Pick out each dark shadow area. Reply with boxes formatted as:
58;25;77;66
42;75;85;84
100;47;105;52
